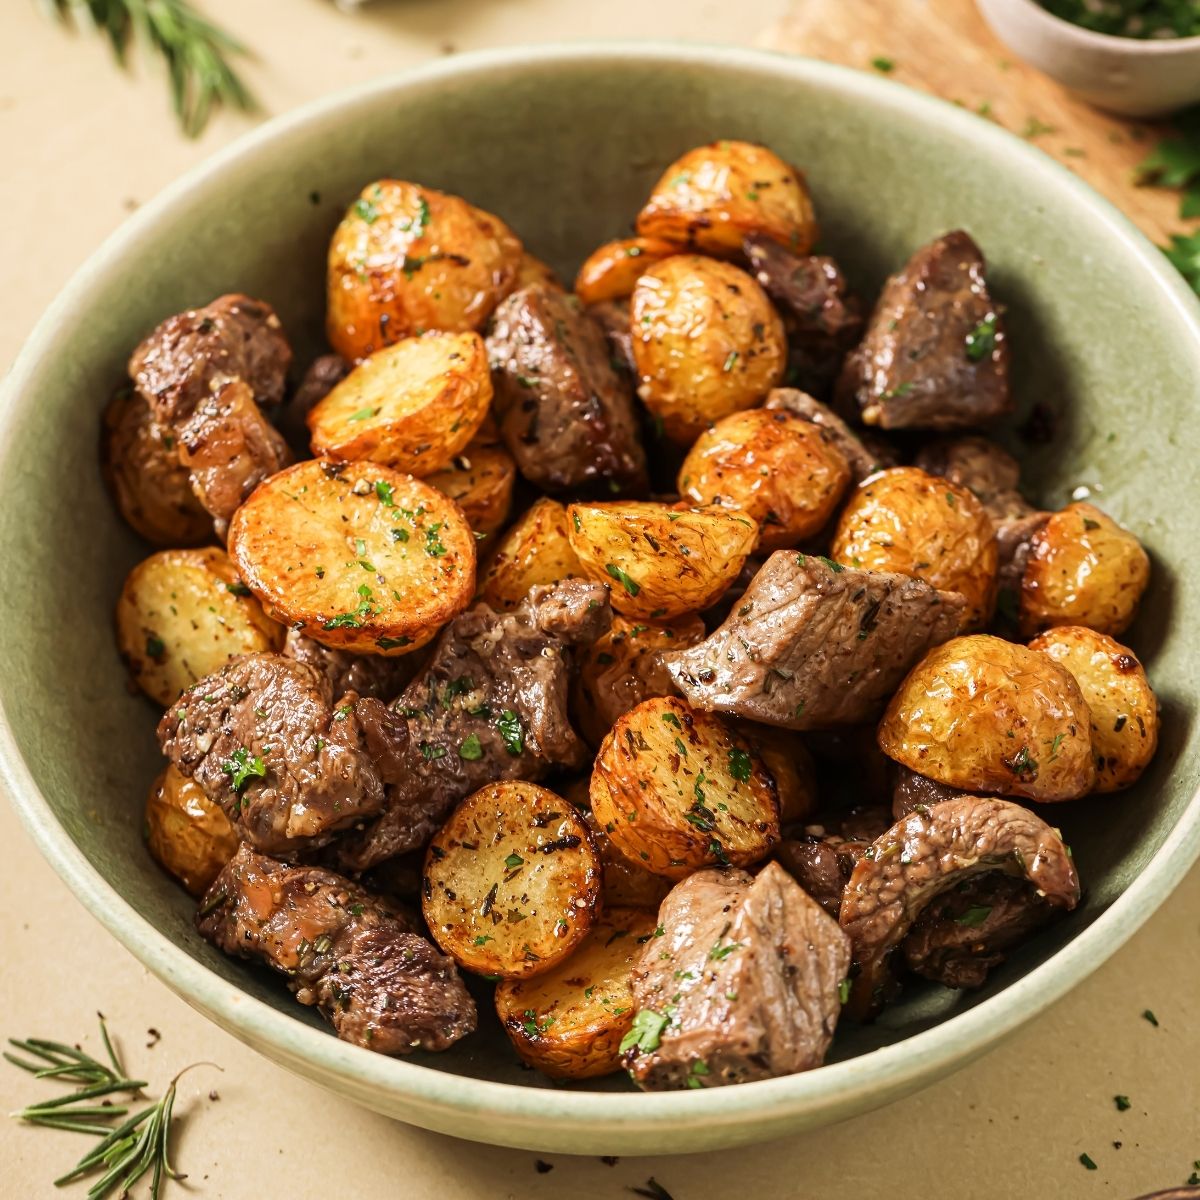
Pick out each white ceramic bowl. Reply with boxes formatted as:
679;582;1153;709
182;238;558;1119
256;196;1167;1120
978;0;1200;116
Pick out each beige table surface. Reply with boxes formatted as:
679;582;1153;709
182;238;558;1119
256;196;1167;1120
1;2;1198;1197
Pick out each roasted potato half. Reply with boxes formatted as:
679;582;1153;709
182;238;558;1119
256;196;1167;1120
832;466;998;629
1030;626;1158;793
422;782;601;979
591;696;781;878
513;251;562;292
679;408;852;550
228;459;475;655
582;810;673;911
631;255;787;443
307;332;491;474
145;764;239;895
737;723;818;825
102;389;211;546
116;546;283;705
326;180;523;360
495;907;659;1079
424;440;517;539
878;634;1096;802
567;501;757;620
1020;502;1150;638
573;613;707;747
574;237;679;306
479;497;584;610
635;140;818;257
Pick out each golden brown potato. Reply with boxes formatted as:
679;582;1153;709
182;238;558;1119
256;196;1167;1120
573;613;707;747
495;907;658;1079
513;252;563;291
635;140;818;257
630;255;787;443
737;723;818;825
678;408;852;550
832;467;998;629
326;181;523;360
574;237;679;306
479;498;584;610
307;332;491;474
145;764;239;895
582;809;674;911
116;546;283;705
101;389;211;546
424;440;517;539
422;782;601;978
1020;502;1150;638
567;501;757;620
591;696;781;878
228;459;475;655
1029;626;1158;793
878;634;1095;802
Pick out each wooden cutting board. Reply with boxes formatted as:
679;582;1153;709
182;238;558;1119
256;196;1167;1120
764;0;1188;243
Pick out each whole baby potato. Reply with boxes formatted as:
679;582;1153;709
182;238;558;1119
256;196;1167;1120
635;140;818;257
326;181;523;360
631;255;787;443
832;466;998;629
678;407;851;550
877;634;1096;803
1020;502;1150;638
574;237;679;306
145;764;239;895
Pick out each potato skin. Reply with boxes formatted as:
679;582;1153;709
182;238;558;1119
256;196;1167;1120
877;634;1096;802
495;907;659;1079
1020;502;1150;638
574;237;679;306
513;252;562;292
479;497;584;610
573;614;707;747
1029;626;1158;793
424;440;516;539
591;696;781;878
832;467;998;629
582;809;673;911
145;764;239;895
422;782;601;979
631;255;787;443
116;546;283;705
228;459;475;655
326;181;523;360
307;332;491;474
737;723;818;825
635;140;818;257
679;407;851;550
101;389;210;546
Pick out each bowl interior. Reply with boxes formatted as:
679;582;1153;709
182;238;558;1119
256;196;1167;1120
2;46;1199;1143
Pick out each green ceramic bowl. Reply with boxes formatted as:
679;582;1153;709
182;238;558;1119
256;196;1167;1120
3;44;1199;1156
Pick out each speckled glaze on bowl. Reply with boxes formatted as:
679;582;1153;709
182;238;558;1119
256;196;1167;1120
2;43;1199;1156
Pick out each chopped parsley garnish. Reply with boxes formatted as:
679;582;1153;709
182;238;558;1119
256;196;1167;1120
497;709;524;755
504;853;524;870
521;1010;553;1037
686;1059;710;1088
818;555;844;573
225;581;252;596
965;314;998;361
727;748;752;783
723;350;739;372
323;584;376;630
473;934;493;946
956;905;992;927
838;979;852;1005
419;742;447;761
661;711;682;730
391;528;410;543
605;563;640;597
1078;1153;1097;1171
1143;1008;1160;1026
376;635;411;650
1009;744;1038;778
145;634;166;658
871;55;895;72
424;523;447;557
353;196;379;223
221;746;266;791
709;940;743;961
458;733;483;760
1113;1094;1131;1111
348;407;376;422
619;1008;668;1055
375;480;395;506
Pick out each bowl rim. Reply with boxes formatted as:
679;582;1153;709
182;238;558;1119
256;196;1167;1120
982;0;1200;52
4;38;1200;1142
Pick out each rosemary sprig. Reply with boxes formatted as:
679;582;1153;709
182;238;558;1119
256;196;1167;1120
40;0;258;137
7;1014;219;1199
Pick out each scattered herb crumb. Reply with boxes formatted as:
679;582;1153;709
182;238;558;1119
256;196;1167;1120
1079;1152;1098;1170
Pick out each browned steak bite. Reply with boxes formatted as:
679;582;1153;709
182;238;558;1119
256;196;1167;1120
901;873;1057;990
130;293;292;426
587;298;636;375
197;844;475;1054
891;763;965;819
157;653;384;857
664;553;965;730
623;864;851;1090
280;353;351;449
487;283;647;494
332;579;612;871
744;235;863;393
839;797;1080;1017
837;231;1011;430
282;628;418;702
765;388;897;485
